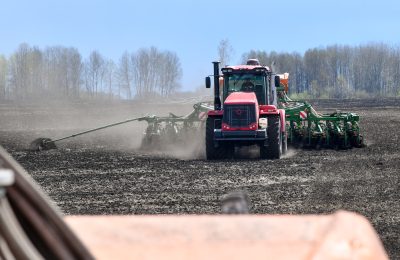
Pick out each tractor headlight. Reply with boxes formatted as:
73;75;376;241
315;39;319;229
259;118;268;129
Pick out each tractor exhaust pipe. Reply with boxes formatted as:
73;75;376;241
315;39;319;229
212;61;221;110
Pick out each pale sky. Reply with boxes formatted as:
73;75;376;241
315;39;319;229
1;0;399;90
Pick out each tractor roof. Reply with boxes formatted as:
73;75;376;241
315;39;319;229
222;65;271;73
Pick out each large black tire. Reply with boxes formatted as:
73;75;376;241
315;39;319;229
260;115;282;159
206;117;234;160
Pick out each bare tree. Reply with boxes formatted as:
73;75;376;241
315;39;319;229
132;47;182;98
66;48;82;98
160;51;182;96
41;46;82;99
0;55;7;99
28;47;43;97
133;48;151;97
104;59;116;99
8;43;30;99
84;50;105;96
241;50;269;65
116;51;133;99
218;39;234;68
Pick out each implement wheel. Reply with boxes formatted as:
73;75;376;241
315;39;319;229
350;133;365;148
260;115;282;159
206;117;234;160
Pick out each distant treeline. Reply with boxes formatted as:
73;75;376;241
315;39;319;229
1;43;400;101
242;43;400;98
0;44;182;100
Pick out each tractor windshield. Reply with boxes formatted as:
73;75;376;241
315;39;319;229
224;74;266;104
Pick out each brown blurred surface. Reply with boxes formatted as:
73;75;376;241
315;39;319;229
65;211;387;260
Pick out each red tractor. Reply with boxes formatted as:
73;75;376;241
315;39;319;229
205;59;287;159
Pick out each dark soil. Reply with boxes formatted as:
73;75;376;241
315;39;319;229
0;99;399;258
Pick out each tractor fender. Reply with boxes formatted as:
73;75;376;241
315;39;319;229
207;110;223;117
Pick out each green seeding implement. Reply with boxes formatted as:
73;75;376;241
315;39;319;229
277;74;363;149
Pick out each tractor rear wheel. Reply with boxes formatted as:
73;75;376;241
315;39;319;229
206;117;234;160
260;115;282;159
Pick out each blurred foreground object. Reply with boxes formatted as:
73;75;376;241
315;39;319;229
0;145;93;259
221;191;251;214
66;212;388;260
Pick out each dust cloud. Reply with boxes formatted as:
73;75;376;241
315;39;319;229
235;145;260;159
282;148;297;158
141;132;206;160
0;99;197;153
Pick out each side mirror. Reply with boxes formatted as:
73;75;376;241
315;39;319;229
205;77;211;88
274;75;280;87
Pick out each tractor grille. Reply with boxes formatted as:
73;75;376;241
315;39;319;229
223;104;256;128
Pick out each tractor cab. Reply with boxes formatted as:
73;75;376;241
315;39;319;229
222;71;266;104
221;64;276;106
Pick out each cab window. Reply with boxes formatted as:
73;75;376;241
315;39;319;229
224;74;266;104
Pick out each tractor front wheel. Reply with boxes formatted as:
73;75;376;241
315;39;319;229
260;115;282;159
206;117;234;160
